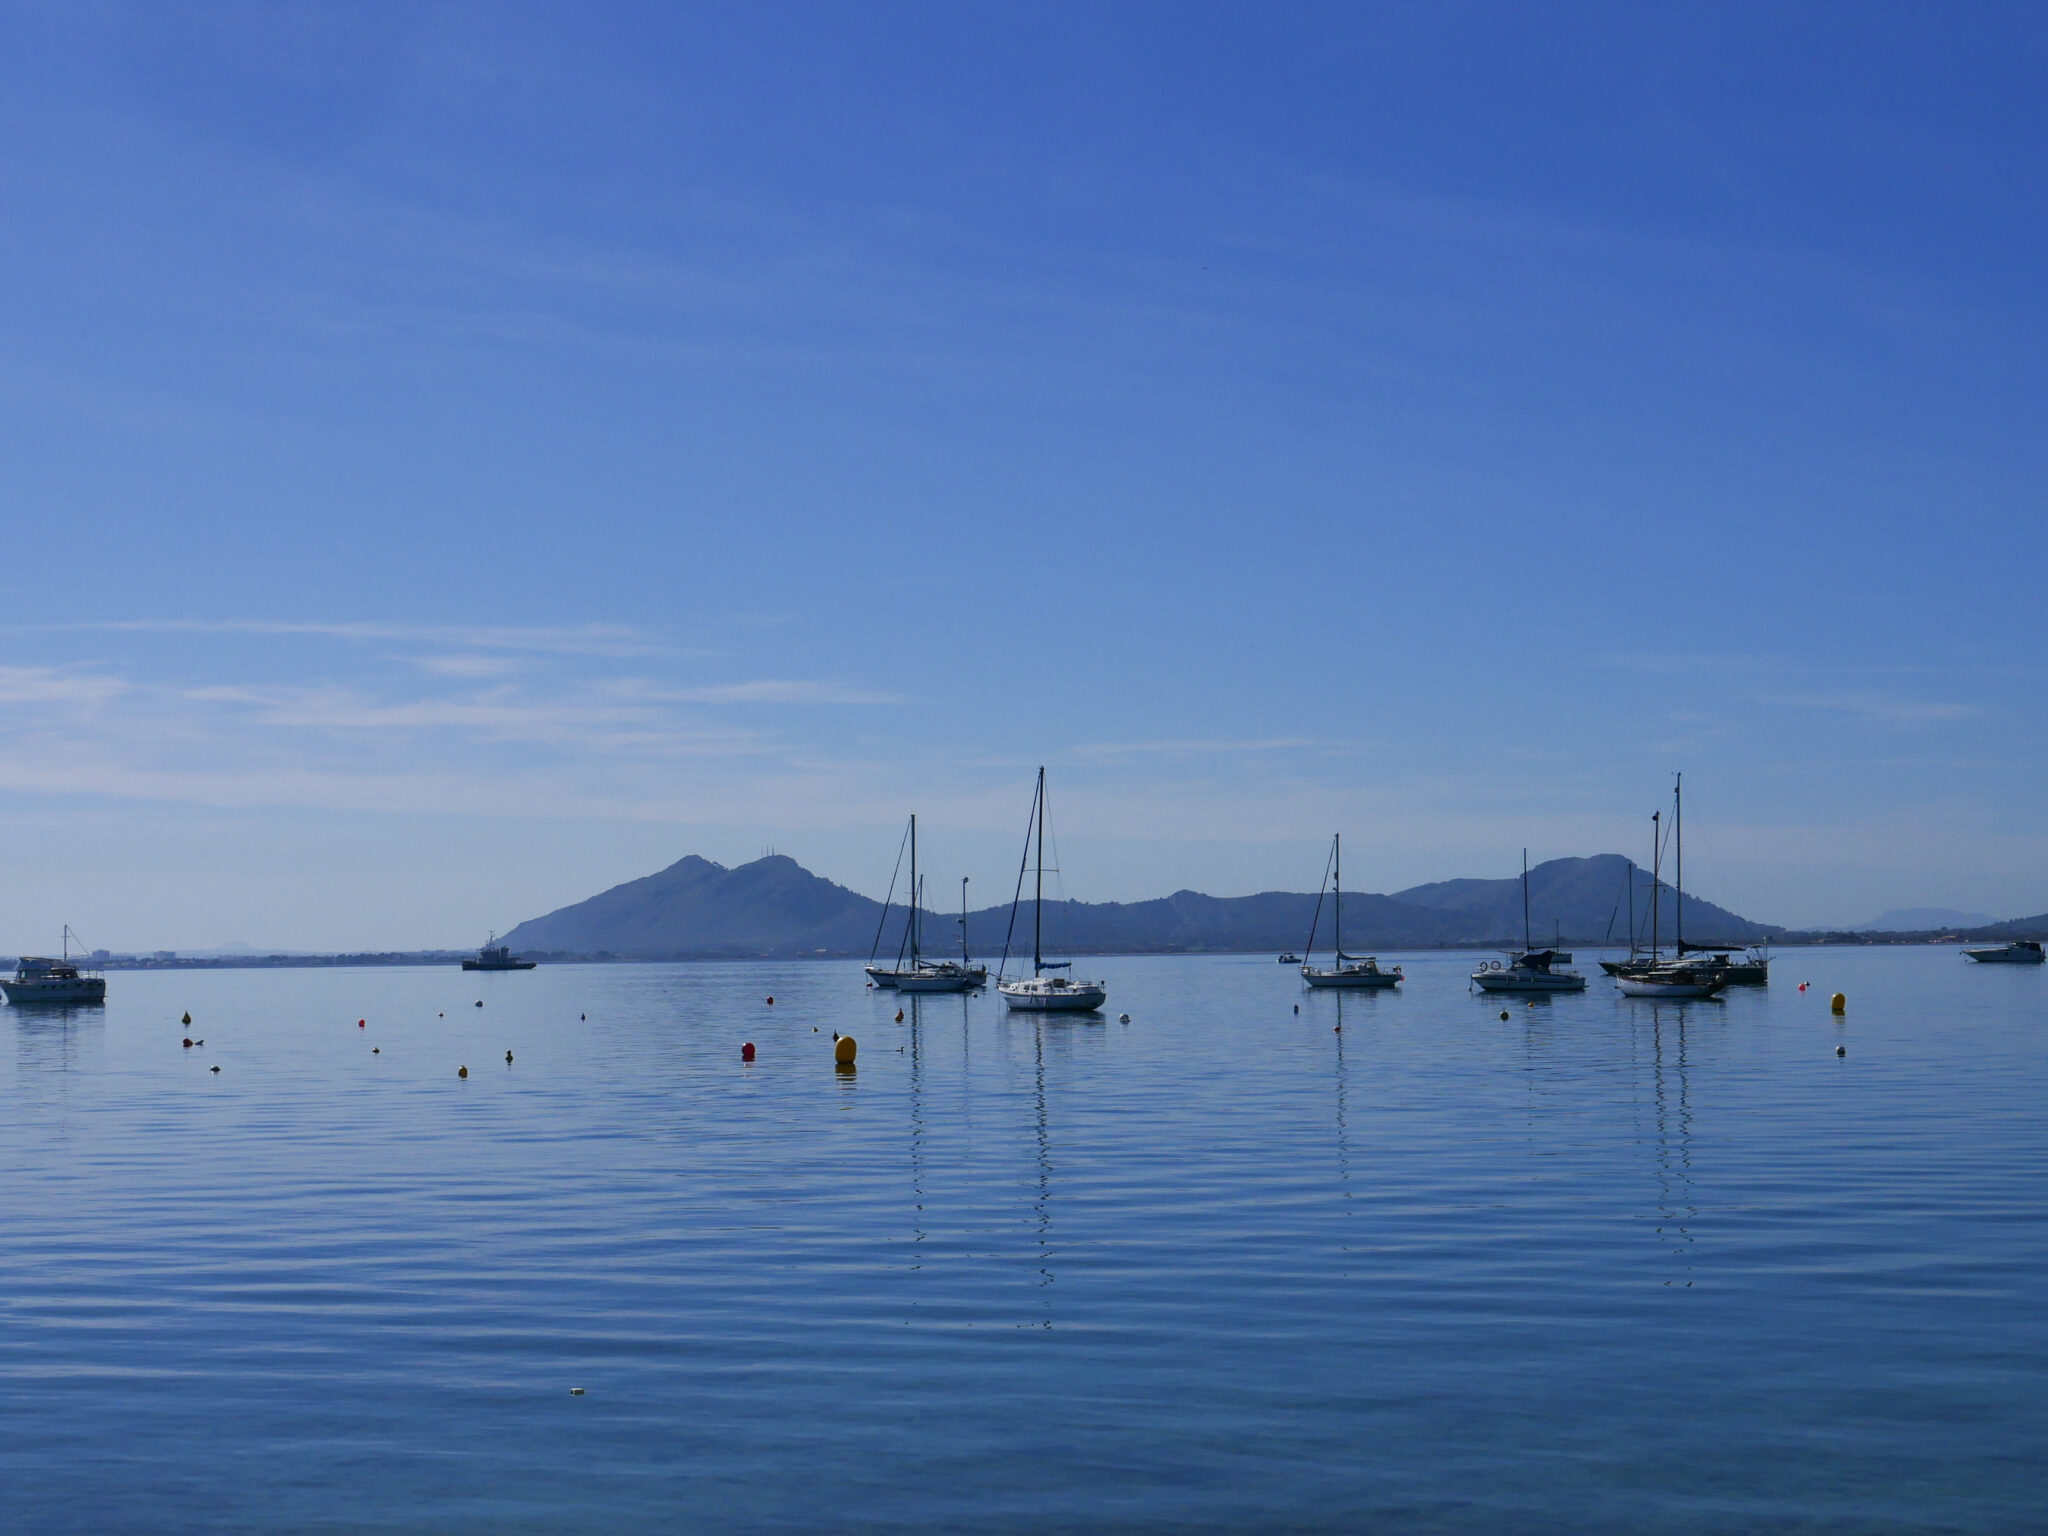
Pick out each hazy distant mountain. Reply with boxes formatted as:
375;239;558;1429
1393;853;1773;948
1850;907;1998;933
499;851;1779;959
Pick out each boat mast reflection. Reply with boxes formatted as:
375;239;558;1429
1646;1002;1696;1286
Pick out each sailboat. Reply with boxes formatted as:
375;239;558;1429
996;768;1108;1012
1471;851;1588;992
898;870;987;993
1300;834;1401;989
1616;775;1728;999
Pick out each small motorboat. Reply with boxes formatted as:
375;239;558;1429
1963;940;2045;964
1277;953;1301;964
462;935;536;971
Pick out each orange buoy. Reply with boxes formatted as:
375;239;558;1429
741;1041;756;1062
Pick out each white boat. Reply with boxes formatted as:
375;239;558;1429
1963;940;2044;964
2;940;107;1006
1471;851;1586;991
1299;833;1401;989
996;768;1108;1013
1615;959;1728;999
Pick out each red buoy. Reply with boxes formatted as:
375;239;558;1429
358;1019;366;1028
741;1042;756;1062
182;1038;193;1048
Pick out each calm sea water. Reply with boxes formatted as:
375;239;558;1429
4;948;2045;1533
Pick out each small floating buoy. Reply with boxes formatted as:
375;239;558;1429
181;1012;191;1025
1292;1004;1299;1014
580;1014;585;1020
182;1038;193;1048
1831;992;1847;1014
439;1012;444;1018
475;1000;483;1008
1797;982;1809;992
766;996;774;1005
194;1039;202;1046
1118;1013;1130;1023
569;1387;584;1396
1836;1044;1846;1057
505;1051;514;1064
358;1019;365;1028
835;1034;857;1064
458;1065;468;1078
741;1041;756;1062
210;1065;220;1073
1527;1000;1536;1008
894;1009;904;1022
813;1026;819;1032
1499;1010;1510;1021
1333;1024;1341;1033
372;1047;380;1053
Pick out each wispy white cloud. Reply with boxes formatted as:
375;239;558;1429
1760;690;1981;725
33;619;672;658
631;679;904;705
0;665;127;709
1069;736;1312;760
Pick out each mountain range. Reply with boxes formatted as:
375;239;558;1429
498;851;1780;960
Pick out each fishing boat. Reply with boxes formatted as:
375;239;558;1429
1472;851;1587;992
1963;940;2045;964
1300;834;1401;989
996;768;1108;1012
462;934;536;971
1;929;107;1004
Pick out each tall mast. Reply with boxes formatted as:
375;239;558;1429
960;877;970;964
1626;858;1636;957
1334;833;1342;961
1649;811;1662;959
910;814;919;967
1674;773;1684;952
1522;849;1531;951
1032;766;1045;976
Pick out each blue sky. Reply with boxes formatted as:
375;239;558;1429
1;3;2043;949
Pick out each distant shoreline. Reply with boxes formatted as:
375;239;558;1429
19;931;2020;973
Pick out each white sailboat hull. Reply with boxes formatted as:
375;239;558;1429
1473;969;1587;993
896;969;979;993
998;979;1107;1012
1615;975;1725;998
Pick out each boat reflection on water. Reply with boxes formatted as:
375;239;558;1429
1636;1002;1697;1287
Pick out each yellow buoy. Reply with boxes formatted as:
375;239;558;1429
1831;992;1847;1014
834;1034;857;1065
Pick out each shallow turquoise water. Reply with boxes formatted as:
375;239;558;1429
4;949;2045;1533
